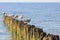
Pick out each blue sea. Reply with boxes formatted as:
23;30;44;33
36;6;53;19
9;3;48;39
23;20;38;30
0;3;60;40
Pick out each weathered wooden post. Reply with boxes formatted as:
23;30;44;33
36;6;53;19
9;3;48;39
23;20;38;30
2;12;7;24
39;32;46;40
43;35;48;40
29;25;35;40
12;19;16;40
26;24;30;40
7;15;14;32
20;21;24;40
53;35;59;40
15;20;19;40
23;23;27;40
27;25;32;40
16;20;20;40
6;16;11;31
17;21;23;40
11;19;17;40
9;17;13;32
35;28;39;40
32;25;35;40
23;23;31;40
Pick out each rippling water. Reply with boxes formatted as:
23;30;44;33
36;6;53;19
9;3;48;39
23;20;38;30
0;3;60;39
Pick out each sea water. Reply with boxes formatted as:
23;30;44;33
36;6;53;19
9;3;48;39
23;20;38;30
0;3;60;40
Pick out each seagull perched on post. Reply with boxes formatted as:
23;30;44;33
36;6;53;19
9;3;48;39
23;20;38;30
16;15;23;21
14;15;18;18
24;18;31;24
8;14;14;17
18;15;23;19
2;12;7;16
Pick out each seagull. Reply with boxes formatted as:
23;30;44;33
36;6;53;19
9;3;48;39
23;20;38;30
13;15;18;19
18;15;23;19
14;15;18;18
24;18;31;24
8;14;14;17
2;12;7;16
16;15;23;21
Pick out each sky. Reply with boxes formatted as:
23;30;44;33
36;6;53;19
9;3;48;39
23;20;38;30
0;0;60;2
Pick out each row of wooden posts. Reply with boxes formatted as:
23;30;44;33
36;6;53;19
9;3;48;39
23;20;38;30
3;13;59;40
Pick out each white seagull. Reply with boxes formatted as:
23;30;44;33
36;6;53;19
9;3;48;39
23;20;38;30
24;18;31;24
2;12;7;16
16;15;23;21
18;15;23;19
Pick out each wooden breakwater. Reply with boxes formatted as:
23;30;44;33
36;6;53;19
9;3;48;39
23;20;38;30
3;13;59;40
